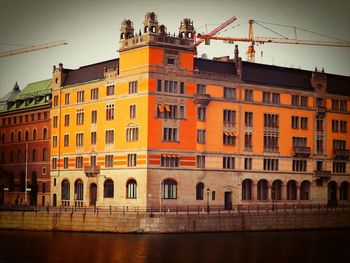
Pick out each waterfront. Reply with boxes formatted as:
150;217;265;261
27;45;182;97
0;230;348;263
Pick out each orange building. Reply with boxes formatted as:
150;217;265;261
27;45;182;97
50;12;350;209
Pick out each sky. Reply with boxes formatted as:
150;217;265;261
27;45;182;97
0;0;349;97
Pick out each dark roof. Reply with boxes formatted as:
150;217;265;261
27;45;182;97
327;74;350;96
194;58;237;75
63;58;119;86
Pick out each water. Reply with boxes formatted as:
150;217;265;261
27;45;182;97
0;229;348;263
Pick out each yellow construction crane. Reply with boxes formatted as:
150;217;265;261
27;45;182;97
0;40;68;57
197;19;350;62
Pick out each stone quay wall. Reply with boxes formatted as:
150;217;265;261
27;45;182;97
0;209;350;233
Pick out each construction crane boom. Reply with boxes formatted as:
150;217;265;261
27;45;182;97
0;40;68;57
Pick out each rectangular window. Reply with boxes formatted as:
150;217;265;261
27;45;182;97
340;121;347;133
76;133;84;147
180;82;185;94
105;155;114;168
301;96;308;107
223;156;235;169
157;79;162;92
52;158;57;170
272;93;280;104
53;96;58;107
223;133;236;146
76;109;84;125
164;104;178;119
244;158;252;170
161;155;180;167
245;90;253;102
300;117;308;130
264;134;279;151
316;118;323;131
179;106;185;119
316;98;323;107
63;157;68;169
91;88;99;100
197;107;206;121
245;112;253;126
76;156;83;168
106;104;114;120
106;83;115;96
53;136;58;148
126;127;139;141
332;120;339;132
196;84;206;94
197;129;206;144
130;105;136;119
340;100;347;112
292;116;299;129
64;114;70;127
65;93;70;105
223;87;236;99
263;158;279;171
291;95;299;106
223;110;236;126
163;128;178;142
333;140;346;150
53;116;58;128
263;91;271;103
90;156;96;166
91;110;97;124
292;160;307;172
264;114;279;128
91;132;97;145
25;115;28;123
317;139;324;154
105;130;114;145
77;91;85;103
128;81;138;94
333;162;346;174
64;134;69;147
332;99;339;110
37;113;41;120
127;154;137;167
196;155;205;168
244;133;253;150
292;137;307;147
44;112;48;120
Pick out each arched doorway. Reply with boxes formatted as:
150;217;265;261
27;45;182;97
90;183;97;206
328;181;338;207
272;180;282;200
257;179;268;201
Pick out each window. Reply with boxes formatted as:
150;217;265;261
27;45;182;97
223;156;235;169
161;155;179;167
53;96;58;106
25;115;28;122
105;155;114;168
291;95;299;106
196;183;204;200
333;140;346;150
167;58;175;65
301;117;308;130
53;116;58;128
223;110;236;126
264;114;279;128
75;156;83;168
65;93;70;105
245;112;253;126
17;131;22;142
264;134;279;151
76;109;84;125
32;149;36;161
242;179;252;200
61;180;70;200
197;129;206;144
162;179;177;199
244;133;253;150
126;179;137;199
212;191;216;201
333;162;346;173
179;106;185;119
91;110;97;124
77;91;84;103
332;99;339;110
127;154;137;167
196;155;205;168
163;128;178;142
180;82;185;94
63;157;68;169
164;80;179;93
223;132;236;146
244;158;252;170
317;139;324;153
272;93;280;104
197;107;206;121
43;128;48;140
292;137;307;147
332;120;339;132
10;132;14;143
223;87;236;99
90;155;96;166
340;121;347;133
105;130;114;145
287;180;297;200
263;91;271;103
300;181;310;200
164;104;178;119
244;90;253;102
106;104;114;120
292;116;299;129
91;132;97;145
53;135;58;148
104;179;114;198
91;88;99;100
64;134;69;147
128;81;138;94
64;114;70;126
263;158;279;171
316;98;323;107
130;105;136;118
301;96;308;107
157;79;162;92
18;115;23;123
293;160;307;172
257;180;268;200
126;127;139;141
340;100;347;111
196;84;206;94
76;133;84;147
52;158;57;170
1;133;5;144
316;118;323;131
106;82;115;96
74;180;84;201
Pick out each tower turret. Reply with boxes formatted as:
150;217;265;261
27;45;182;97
120;19;134;40
143;12;159;33
179;18;194;39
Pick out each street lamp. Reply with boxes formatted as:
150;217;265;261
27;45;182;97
206;188;210;213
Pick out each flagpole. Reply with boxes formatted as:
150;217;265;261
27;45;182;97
25;142;28;204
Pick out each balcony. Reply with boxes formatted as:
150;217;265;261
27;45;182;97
314;170;331;179
333;149;350;160
316;106;326;116
84;166;100;177
293;146;311;157
193;93;211;106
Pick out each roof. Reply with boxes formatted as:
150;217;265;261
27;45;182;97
326;74;350;96
0;82;20;103
194;58;237;75
13;79;52;100
63;59;119;86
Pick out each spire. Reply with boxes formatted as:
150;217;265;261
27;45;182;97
13;81;19;91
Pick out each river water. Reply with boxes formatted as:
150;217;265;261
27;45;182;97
0;229;348;263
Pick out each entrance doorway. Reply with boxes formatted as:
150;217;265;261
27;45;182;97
328;181;337;207
90;183;97;206
224;191;232;210
53;194;57;207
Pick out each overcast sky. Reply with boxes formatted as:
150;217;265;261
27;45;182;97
0;0;349;97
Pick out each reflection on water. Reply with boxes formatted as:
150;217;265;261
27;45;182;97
0;229;349;263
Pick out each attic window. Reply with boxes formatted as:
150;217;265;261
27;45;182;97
55;78;58;84
167;58;175;65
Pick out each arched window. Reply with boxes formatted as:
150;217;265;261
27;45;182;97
61;180;70;201
42;148;47;161
287;180;297;200
10;132;14;143
43;128;48;140
126;179;137;199
242;179;252;200
162;179;177;199
196;183;204;200
104;179;114;198
32;129;37;140
272;180;282;200
32;149;36;161
1;133;5;144
257;179;268;200
300;181;310;200
340;182;349;200
74;179;83;201
17;131;22;142
25;130;29;141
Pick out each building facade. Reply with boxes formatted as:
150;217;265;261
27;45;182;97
0;80;52;205
49;12;350;208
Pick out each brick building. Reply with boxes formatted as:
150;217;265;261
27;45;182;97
0;80;52;205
